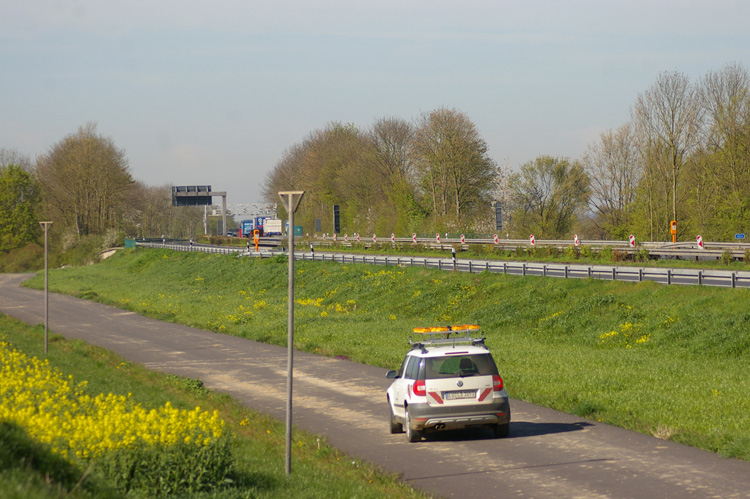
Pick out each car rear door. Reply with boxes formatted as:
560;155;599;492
423;354;496;407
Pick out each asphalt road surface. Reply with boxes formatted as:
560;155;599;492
2;273;749;498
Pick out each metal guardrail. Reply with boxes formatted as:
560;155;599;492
312;237;750;262
297;252;750;289
136;242;750;289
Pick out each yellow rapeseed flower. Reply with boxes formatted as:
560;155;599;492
0;340;225;463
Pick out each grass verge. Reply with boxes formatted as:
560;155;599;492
21;247;750;462
0;315;430;498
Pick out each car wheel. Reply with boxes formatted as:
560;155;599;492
405;407;422;443
493;423;510;438
389;400;403;434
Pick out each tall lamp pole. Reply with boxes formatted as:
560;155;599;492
39;221;53;354
278;191;304;476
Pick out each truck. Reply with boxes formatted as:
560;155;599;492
263;219;283;236
240;217;270;237
240;219;254;238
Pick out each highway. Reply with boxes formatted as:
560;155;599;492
2;273;749;498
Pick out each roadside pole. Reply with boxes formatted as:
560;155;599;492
39;221;53;354
278;191;305;476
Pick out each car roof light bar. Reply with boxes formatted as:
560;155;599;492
409;324;486;348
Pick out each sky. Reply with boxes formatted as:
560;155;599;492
2;0;749;205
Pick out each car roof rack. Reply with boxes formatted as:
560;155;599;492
409;324;486;350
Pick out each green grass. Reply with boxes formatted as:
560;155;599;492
22;247;750;462
0;316;430;499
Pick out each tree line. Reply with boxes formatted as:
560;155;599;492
1;123;204;267
262;109;499;236
264;62;750;242
2;62;748;267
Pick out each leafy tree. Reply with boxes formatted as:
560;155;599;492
35;123;134;237
413;108;496;231
0;162;42;252
510;156;590;239
263;110;497;236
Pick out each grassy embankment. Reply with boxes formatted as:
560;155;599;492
22;248;750;462
0;315;431;498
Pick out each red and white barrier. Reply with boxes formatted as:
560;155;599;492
629;235;635;247
697;235;704;249
529;234;536;246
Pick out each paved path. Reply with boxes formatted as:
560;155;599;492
2;273;749;498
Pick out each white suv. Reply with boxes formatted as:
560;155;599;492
386;326;511;442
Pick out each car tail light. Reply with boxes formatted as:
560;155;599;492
412;380;426;397
492;375;504;392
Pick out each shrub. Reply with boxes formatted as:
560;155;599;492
580;245;593;259
54;234;105;267
722;250;734;266
745;249;750;265
599;246;613;261
563;245;579;260
0;243;44;272
467;244;486;256
638;248;650;263
613;250;628;262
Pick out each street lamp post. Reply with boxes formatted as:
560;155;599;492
278;191;304;476
39;221;53;354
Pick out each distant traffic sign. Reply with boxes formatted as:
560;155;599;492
736;234;746;239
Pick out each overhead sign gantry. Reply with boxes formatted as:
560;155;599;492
171;185;228;236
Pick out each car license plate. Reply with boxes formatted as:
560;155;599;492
444;390;476;400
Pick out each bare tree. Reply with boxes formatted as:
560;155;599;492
632;71;704;236
697;62;750;235
488;159;515;235
370;117;415;184
36;123;133;236
0;148;33;170
583;124;642;238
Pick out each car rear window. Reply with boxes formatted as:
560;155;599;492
423;353;498;379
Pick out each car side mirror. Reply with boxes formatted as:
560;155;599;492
385;370;399;379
